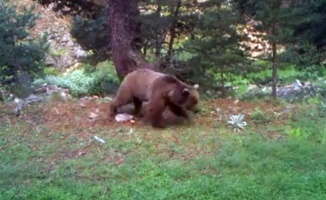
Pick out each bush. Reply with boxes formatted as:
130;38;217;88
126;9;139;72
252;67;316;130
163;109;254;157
70;8;109;63
0;0;48;97
34;60;119;97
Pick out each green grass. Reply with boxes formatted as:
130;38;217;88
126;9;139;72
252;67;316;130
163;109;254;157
1;102;326;199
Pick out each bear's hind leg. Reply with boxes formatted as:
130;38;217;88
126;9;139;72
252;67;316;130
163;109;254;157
110;88;134;116
133;97;143;117
146;100;166;128
151;113;165;128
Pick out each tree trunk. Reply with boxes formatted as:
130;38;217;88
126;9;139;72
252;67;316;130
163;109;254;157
108;0;149;80
271;42;277;99
220;65;227;98
167;0;182;58
155;3;164;58
271;23;278;99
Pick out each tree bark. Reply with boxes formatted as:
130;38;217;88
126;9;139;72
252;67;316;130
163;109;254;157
271;22;278;99
108;0;150;80
154;3;163;57
167;0;182;58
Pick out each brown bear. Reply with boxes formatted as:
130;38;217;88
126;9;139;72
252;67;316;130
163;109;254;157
110;68;200;128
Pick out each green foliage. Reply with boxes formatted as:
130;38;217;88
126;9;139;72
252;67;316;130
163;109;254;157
290;0;326;51
184;1;246;92
287;106;326;144
245;60;322;86
286;43;322;68
0;0;48;97
33;60;119;97
139;2;172;55
279;42;325;81
70;9;109;63
233;0;297;99
67;0;199;65
235;0;293;45
251;107;270;122
43;67;60;76
286;127;308;140
251;107;264;120
321;101;326;113
32;0;326;100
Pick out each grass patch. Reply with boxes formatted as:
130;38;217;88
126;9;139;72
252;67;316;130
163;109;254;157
1;100;326;199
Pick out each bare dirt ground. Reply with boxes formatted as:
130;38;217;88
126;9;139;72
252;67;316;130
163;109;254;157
1;98;287;133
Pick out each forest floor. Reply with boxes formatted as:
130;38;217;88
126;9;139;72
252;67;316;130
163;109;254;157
2;97;326;199
3;97;288;149
0;97;283;172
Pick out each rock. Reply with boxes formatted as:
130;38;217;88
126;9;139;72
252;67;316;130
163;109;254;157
245;78;323;102
59;91;69;101
42;25;89;69
74;48;88;58
13;94;43;116
25;94;44;104
89;112;98;119
104;97;113;101
66;40;74;47
80;96;92;101
93;136;105;144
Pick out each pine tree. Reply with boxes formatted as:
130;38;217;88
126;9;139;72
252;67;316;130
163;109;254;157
0;0;48;96
233;0;294;99
291;0;326;51
185;1;246;97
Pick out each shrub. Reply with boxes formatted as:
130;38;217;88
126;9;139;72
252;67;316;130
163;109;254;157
70;9;109;63
0;0;48;97
33;60;119;97
251;107;271;123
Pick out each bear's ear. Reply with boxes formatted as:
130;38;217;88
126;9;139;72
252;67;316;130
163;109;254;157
193;84;199;89
183;88;190;96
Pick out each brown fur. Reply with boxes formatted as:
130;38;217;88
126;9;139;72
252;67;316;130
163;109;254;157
110;68;200;128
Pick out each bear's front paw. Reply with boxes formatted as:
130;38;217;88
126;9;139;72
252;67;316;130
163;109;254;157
151;122;166;129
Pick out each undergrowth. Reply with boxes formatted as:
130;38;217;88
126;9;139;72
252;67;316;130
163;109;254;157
33;60;119;97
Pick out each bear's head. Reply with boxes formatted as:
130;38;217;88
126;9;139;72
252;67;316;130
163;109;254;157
169;84;200;113
182;84;200;113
